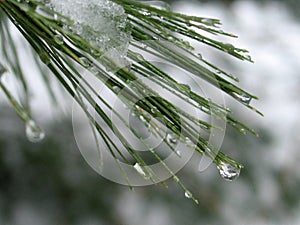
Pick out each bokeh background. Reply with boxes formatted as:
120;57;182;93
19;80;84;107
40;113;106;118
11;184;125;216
1;0;300;224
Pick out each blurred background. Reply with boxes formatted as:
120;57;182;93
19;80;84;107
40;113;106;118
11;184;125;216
1;0;300;224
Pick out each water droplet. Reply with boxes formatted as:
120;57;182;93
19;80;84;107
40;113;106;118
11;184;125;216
19;2;30;12
90;66;99;74
202;106;210;113
181;83;191;92
112;85;121;93
197;53;202;59
139;115;147;123
184;191;192;199
176;150;181;157
185;137;196;148
135;53;145;62
38;51;51;65
79;57;91;68
224;43;235;52
133;163;149;179
173;176;179;182
140;9;151;16
166;133;178;145
150;106;158;115
142;1;171;10
25;120;45;143
233;92;252;104
240;128;246;135
35;6;56;20
54;34;64;45
167;36;175;41
201;18;215;25
245;55;252;61
91;49;101;57
217;162;241;181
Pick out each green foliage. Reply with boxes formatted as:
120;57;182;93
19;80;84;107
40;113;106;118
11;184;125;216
0;0;262;202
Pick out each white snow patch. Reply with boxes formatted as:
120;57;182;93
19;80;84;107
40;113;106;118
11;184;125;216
47;0;131;57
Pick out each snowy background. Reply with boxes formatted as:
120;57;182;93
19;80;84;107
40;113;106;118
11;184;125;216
1;0;300;224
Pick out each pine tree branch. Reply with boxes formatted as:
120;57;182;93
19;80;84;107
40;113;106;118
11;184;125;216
0;0;262;203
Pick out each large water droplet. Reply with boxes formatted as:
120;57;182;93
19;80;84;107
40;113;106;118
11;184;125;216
217;162;241;181
184;190;192;199
25;120;45;143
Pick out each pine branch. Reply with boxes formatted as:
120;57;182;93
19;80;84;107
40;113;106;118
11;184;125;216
0;0;262;203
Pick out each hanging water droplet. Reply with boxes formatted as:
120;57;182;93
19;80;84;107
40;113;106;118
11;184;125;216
184;190;192;199
54;34;64;45
25;120;45;143
217;162;241;181
166;133;178;145
233;92;252;104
